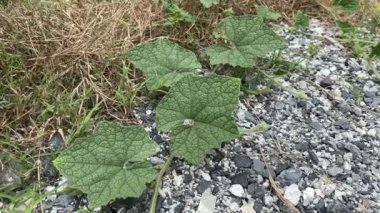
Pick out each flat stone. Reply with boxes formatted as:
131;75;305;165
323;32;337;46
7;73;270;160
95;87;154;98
310;122;323;131
334;118;350;130
320;77;334;88
197;180;212;194
284;184;301;206
277;168;303;186
229;184;245;198
230;172;250;188
252;159;266;175
247;183;265;200
275;102;285;110
251;159;275;178
197;188;217;213
343;143;361;157
233;155;253;168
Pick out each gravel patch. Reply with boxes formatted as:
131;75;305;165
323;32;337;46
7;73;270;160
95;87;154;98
22;19;380;213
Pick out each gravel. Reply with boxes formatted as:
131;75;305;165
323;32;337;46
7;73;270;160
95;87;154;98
19;18;380;213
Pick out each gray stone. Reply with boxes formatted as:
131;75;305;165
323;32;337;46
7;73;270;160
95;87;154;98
335;118;350;130
328;166;343;177
310;122;323;131
247;183;265;200
277;168;303;186
326;202;351;213
252;159;266;175
52;195;74;207
275;102;285;110
344;143;361;157
338;102;351;113
197;180;212;194
320;77;334;88
233;155;252;168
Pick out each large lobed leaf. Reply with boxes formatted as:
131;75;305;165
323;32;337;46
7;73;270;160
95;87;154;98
127;39;201;91
156;75;241;164
53;122;158;209
206;15;286;68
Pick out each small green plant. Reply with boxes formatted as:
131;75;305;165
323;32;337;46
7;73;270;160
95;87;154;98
53;15;285;211
200;0;220;8
294;11;309;30
332;0;359;12
161;1;194;25
256;6;281;21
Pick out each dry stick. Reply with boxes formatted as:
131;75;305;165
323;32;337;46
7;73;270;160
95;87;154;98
259;146;301;213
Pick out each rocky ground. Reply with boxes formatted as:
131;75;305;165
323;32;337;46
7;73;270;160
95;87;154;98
2;19;379;213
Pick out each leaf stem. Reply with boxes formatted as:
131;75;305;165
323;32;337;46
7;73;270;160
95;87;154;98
149;154;174;213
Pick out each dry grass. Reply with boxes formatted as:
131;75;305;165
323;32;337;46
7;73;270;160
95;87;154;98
0;0;163;133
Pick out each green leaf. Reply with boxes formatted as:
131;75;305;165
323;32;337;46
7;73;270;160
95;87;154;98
336;21;354;34
53;121;158;209
370;42;380;58
200;0;220;8
206;16;286;68
156;75;241;164
256;6;281;20
127;39;201;90
333;0;359;11
295;11;309;30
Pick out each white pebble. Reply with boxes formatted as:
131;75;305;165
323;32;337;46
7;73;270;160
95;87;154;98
229;184;245;197
303;187;315;206
284;184;302;206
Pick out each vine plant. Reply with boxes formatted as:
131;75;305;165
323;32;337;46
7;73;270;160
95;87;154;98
53;15;286;211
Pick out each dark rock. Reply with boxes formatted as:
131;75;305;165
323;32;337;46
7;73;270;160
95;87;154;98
230;172;250;188
254;200;263;213
52;195;75;207
337;102;351;113
247;183;265;200
252;159;266;175
183;174;192;184
308;150;319;164
261;166;276;179
296;142;310;152
275;162;291;175
233;155;253;168
326;202;350;213
320;77;334;88
315;199;326;213
297;101;308;108
174;203;185;213
212;185;220;195
277;168;303;186
196;180;212;194
207;149;225;161
109;197;139;211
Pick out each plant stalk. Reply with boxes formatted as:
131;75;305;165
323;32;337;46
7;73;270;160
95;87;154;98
149;154;174;213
